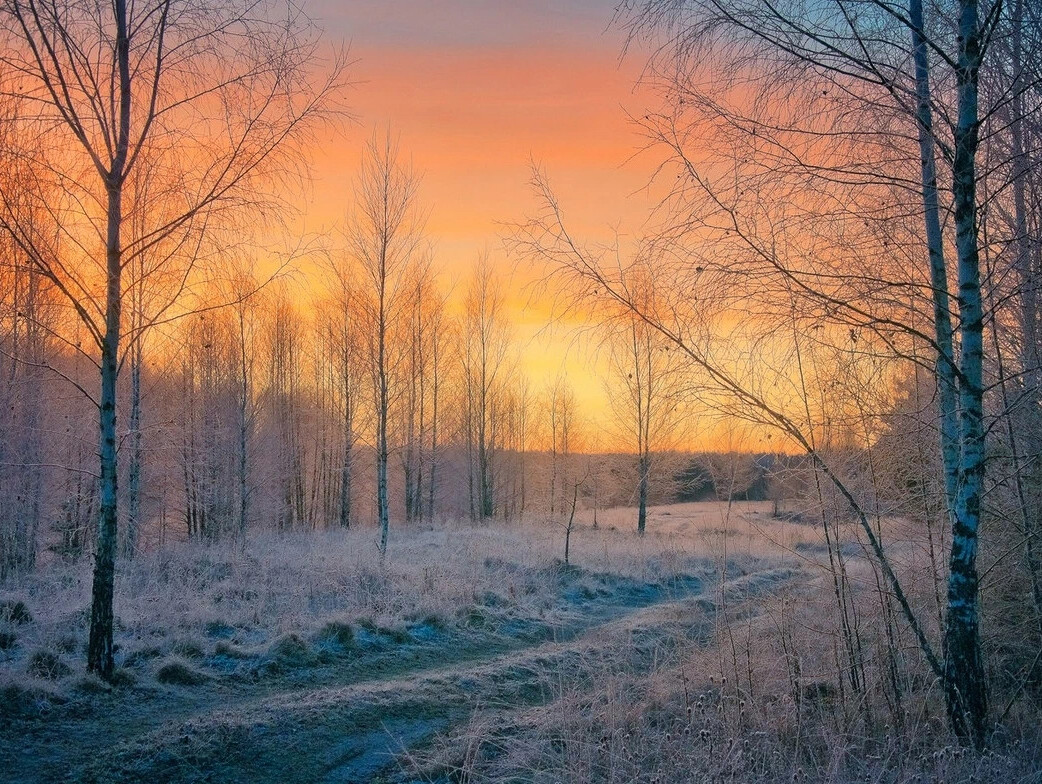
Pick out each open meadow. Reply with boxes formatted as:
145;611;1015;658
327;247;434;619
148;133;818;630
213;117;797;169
2;502;1038;783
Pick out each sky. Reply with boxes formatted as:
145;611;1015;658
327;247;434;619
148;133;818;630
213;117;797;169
300;1;663;439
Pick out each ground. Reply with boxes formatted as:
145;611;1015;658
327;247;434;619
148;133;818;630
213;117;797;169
0;503;1037;783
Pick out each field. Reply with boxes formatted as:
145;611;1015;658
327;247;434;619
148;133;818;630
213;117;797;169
0;502;1038;783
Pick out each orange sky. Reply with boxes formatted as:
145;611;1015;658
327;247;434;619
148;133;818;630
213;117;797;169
295;1;666;441
307;2;658;248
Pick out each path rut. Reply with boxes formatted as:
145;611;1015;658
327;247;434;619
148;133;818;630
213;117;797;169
4;567;798;784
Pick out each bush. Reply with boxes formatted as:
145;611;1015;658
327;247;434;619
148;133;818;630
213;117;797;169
26;649;72;680
155;657;209;686
0;630;17;650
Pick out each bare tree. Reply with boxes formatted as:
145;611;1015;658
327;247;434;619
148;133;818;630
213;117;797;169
349;130;423;556
0;0;341;676
604;261;686;535
228;267;261;544
425;283;451;522
612;0;1013;744
323;285;362;530
0;232;52;577
400;255;444;523
501;377;532;520
461;255;512;520
544;372;578;519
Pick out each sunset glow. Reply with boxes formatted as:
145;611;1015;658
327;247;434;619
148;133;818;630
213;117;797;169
302;2;662;434
2;0;1035;772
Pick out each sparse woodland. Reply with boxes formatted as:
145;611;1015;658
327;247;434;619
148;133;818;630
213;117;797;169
0;0;1041;782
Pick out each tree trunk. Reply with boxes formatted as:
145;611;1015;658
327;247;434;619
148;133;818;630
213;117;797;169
637;452;649;536
340;390;353;529
377;269;390;556
909;0;961;516
1007;0;1042;621
87;188;123;679
87;0;130;678
944;0;988;747
427;348;439;521
125;338;142;556
237;317;250;545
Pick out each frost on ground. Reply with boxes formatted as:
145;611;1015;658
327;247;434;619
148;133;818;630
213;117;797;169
4;502;1033;783
0;502;800;783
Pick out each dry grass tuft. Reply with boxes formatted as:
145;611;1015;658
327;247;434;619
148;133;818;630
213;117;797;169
314;619;355;649
266;632;318;668
73;673;112;695
154;657;209;686
213;639;251;659
0;674;65;718
26;648;71;680
0;597;33;624
169;638;206;660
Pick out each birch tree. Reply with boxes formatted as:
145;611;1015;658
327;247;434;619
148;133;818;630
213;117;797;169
349;130;423;556
462;255;512;520
0;0;341;677
605;262;686;535
612;0;1012;745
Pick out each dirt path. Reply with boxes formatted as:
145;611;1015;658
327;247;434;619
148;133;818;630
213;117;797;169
3;567;798;784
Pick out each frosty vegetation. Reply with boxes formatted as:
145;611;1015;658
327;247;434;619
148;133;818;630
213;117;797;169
1;0;1042;782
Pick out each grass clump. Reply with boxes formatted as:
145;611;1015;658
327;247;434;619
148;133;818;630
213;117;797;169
213;639;251;659
267;633;317;667
0;676;64;719
0;598;32;625
383;626;411;644
55;635;80;654
315;620;355;649
0;629;17;650
26;649;72;680
357;618;411;644
155;657;209;686
73;673;113;695
109;667;138;688
414;612;447;630
170;637;206;659
461;606;491;629
123;644;163;667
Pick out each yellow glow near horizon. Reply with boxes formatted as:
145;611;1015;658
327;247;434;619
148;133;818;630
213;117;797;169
266;3;866;456
287;5;667;446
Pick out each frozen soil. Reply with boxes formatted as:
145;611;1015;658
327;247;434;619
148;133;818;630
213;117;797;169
0;512;805;783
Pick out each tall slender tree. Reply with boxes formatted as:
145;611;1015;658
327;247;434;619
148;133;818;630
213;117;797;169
349;130;423;556
615;0;1003;744
461;255;511;520
0;0;341;676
